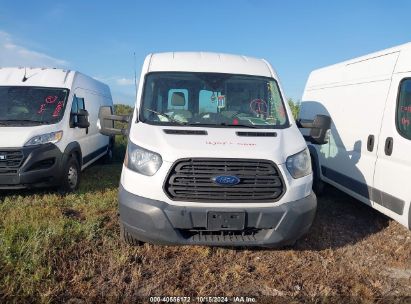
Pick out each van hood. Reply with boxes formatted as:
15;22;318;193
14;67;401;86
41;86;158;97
0;125;56;148
128;123;307;164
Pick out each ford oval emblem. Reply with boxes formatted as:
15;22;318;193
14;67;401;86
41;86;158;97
213;175;240;186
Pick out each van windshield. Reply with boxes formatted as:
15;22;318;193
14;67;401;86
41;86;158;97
0;86;69;126
140;72;289;128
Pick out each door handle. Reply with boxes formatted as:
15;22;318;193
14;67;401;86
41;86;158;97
367;135;375;152
384;137;393;156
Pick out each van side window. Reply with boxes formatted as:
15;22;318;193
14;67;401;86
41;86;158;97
70;95;86;127
397;79;411;140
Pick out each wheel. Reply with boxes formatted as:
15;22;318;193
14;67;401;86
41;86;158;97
102;145;114;164
102;138;114;164
59;156;80;193
120;222;144;246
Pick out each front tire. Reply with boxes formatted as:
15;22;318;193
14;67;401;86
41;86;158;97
102;138;115;164
59;157;80;193
103;145;114;164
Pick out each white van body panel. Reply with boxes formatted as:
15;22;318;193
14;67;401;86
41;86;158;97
373;71;411;227
128;123;306;164
124;124;311;208
301;43;411;229
0;125;55;148
147;52;273;77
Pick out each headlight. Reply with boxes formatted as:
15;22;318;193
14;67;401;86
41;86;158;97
24;131;63;146
125;141;162;176
286;148;312;179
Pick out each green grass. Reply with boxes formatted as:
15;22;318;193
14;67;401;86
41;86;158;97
0;140;123;302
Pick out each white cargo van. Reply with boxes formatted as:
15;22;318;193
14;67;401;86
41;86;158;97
0;67;114;191
300;43;411;230
99;52;330;247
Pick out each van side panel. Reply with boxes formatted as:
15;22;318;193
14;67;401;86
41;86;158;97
373;72;411;228
302;80;394;203
302;45;411;229
64;72;113;169
301;50;409;225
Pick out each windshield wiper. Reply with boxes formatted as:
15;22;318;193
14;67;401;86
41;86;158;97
143;108;187;125
222;123;257;128
187;122;257;128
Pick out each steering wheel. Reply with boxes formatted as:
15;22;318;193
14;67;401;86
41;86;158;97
197;112;217;119
224;110;240;118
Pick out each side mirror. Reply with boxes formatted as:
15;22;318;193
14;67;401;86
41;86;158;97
76;109;90;129
297;114;331;145
98;106;131;136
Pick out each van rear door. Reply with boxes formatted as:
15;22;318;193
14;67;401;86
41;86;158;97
373;73;411;229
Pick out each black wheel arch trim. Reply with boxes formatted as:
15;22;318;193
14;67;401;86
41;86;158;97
62;142;82;168
307;145;321;180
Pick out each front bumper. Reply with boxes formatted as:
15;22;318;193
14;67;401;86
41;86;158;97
119;185;317;247
0;144;63;189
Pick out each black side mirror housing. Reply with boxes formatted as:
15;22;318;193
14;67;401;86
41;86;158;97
98;106;131;136
76;109;90;129
297;114;331;145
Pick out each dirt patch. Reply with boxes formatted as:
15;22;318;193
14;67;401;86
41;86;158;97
62;208;85;221
384;267;411;280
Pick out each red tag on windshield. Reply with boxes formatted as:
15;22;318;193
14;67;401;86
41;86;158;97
52;101;64;117
45;96;58;104
38;104;46;114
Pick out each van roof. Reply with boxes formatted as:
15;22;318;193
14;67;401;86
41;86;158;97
305;42;411;90
315;42;411;71
146;52;276;78
0;67;111;96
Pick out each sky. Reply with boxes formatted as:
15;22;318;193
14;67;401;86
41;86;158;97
1;0;411;105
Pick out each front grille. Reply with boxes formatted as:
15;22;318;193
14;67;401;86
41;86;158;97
179;229;261;242
164;158;285;202
0;150;24;174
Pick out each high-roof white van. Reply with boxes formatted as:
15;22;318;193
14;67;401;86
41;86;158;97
0;67;114;192
99;52;330;247
300;43;411;230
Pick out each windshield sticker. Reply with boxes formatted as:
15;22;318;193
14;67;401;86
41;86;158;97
52;101;64;117
250;99;268;116
217;95;225;109
45;95;58;104
37;103;46;114
401;105;411;112
401;117;410;126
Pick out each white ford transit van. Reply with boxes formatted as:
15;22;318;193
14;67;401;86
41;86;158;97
0;67;114;191
99;52;330;247
300;43;411;230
